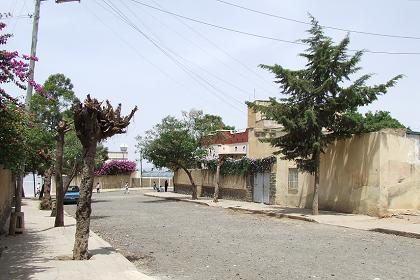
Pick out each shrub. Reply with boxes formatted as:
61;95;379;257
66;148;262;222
95;160;136;176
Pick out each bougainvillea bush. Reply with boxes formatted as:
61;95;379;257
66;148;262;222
95;160;136;176
0;22;45;171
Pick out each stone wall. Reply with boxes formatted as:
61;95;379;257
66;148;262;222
71;174;138;189
0;166;14;234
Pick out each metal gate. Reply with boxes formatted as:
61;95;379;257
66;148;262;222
253;172;270;204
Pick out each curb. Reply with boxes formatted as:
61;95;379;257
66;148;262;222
370;228;420;239
144;194;318;223
143;193;210;207
143;193;420;240
227;207;318;223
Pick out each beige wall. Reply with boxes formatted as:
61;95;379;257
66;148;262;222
379;132;420;211
273;131;420;216
70;173;172;189
174;169;247;190
0;166;14;234
275;133;383;215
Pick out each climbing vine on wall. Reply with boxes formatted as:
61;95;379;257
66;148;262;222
202;156;276;176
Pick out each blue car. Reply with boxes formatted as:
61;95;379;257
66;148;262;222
64;186;80;204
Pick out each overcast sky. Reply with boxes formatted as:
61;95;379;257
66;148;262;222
2;0;420;168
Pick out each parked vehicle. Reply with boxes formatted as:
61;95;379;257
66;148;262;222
64;186;80;204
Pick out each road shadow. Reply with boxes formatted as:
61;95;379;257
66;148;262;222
89;246;116;256
90;215;110;220
0;229;51;279
91;200;111;204
138;199;178;204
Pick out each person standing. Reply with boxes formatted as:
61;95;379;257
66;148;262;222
96;182;101;193
153;181;158;192
124;182;129;194
36;183;41;197
164;180;168;192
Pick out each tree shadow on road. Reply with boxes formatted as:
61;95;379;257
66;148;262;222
138;199;178;204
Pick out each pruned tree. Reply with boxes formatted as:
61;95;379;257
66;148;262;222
248;17;402;215
137;116;207;200
54;120;71;227
72;95;137;260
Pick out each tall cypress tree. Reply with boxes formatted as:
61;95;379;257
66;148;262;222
248;17;402;215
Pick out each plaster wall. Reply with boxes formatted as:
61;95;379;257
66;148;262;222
0;166;14;234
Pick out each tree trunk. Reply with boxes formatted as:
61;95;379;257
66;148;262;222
15;176;23;213
73;141;97;260
40;167;53;210
213;162;221;203
54;129;65;227
183;167;197;200
64;163;79;194
33;172;36;198
312;150;321;215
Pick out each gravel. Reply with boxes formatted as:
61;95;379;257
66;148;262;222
65;191;420;280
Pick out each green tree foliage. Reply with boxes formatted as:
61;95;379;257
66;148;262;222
137;116;207;199
0;103;28;172
248;17;402;214
360;111;405;132
30;74;77;131
183;109;235;139
25;121;55;175
63;129;108;176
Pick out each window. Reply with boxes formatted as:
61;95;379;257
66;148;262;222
235;146;238;151
288;168;298;191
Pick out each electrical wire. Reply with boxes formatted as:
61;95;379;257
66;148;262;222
126;0;259;99
99;0;246;113
215;0;420;41
111;0;246;112
128;0;420;56
148;0;278;95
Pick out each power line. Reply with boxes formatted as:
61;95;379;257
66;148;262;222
85;1;184;88
112;0;246;112
99;0;246;113
128;0;260;99
148;0;278;95
215;0;420;41
128;0;420;56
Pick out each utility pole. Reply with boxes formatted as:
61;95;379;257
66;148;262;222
24;0;41;110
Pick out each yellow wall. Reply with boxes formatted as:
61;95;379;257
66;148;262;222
379;132;420;211
0;166;13;233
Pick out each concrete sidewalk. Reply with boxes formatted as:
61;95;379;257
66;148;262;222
144;191;420;239
0;199;154;280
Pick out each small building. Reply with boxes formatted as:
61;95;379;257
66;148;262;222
203;130;248;160
174;101;420;216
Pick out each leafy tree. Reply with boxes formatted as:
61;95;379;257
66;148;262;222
248;17;402;215
183;109;235;139
72;95;137;260
31;73;78;226
62;129;108;193
0;21;44;224
360;111;405;132
138;116;207;200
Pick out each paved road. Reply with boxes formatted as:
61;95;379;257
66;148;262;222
65;191;420;280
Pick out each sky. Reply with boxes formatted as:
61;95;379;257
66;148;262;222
2;0;420;170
